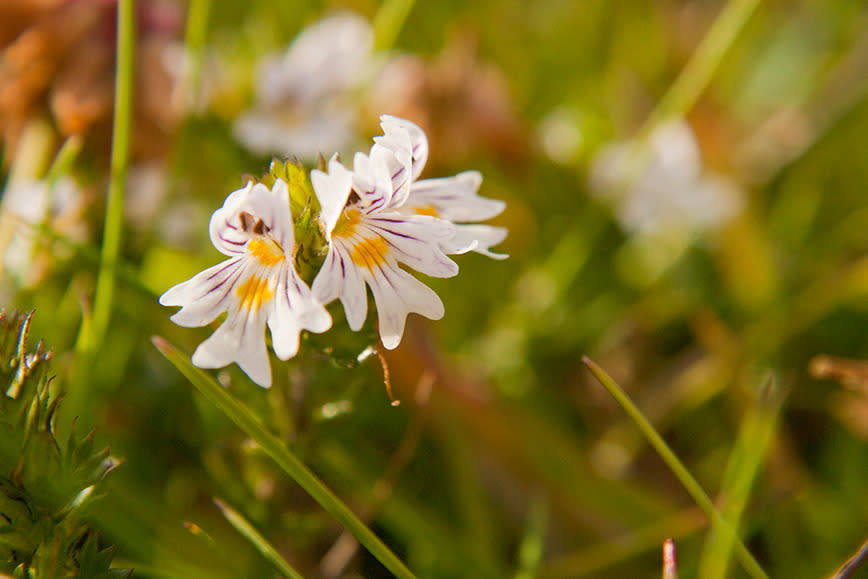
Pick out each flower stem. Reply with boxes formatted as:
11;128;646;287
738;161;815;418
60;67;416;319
87;0;135;352
581;356;769;579
153;337;418;579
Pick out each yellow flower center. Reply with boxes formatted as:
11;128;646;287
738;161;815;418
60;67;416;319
248;238;285;267
235;274;274;312
350;236;390;270
332;207;361;238
414;205;439;217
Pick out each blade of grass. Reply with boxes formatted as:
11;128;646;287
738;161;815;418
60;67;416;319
152;337;417;579
182;0;211;112
85;0;135;353
44;136;82;187
514;494;549;579
214;498;305;579
699;375;784;578
581;356;769;579
316;441;508;579
373;0;417;51
641;0;762;133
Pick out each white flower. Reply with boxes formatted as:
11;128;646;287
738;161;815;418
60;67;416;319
375;115;508;259
233;13;376;159
589;120;743;235
159;179;331;387
310;115;508;348
310;151;458;350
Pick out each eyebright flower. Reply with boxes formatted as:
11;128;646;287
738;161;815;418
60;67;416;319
159;179;331;387
310;154;457;350
375;115;508;259
310;115;507;350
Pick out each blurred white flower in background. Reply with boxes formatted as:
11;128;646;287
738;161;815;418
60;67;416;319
123;163;205;247
590;120;744;237
162;43;229;117
233;13;378;160
589;120;745;285
125;164;169;230
0;177;90;290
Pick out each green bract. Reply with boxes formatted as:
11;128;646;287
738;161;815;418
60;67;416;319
0;311;127;579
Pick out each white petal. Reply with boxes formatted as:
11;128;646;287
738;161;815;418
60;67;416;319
269;267;332;360
364;214;458;278
365;264;444;349
265;179;295;249
192;308;273;387
352;151;392;211
268;305;300;361
375;115;428;181
208;182;255;255
446;224;509;259
208;180;296;256
408;171;505;222
159;258;246;327
311;249;342;304
370;143;412;208
312;245;368;331
337;247;369;331
311;156;354;237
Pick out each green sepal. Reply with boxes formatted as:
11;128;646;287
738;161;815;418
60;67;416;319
0;311;126;577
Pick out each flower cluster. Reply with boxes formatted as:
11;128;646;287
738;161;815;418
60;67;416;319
161;115;507;387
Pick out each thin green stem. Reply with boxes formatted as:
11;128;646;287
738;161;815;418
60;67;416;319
87;0;135;352
373;0;418;51
514;494;549;579
582;357;769;579
699;375;783;578
641;0;761;134
153;337;417;579
183;0;211;111
44;136;83;187
214;498;306;579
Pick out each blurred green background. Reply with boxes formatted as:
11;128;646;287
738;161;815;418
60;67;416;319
1;0;867;577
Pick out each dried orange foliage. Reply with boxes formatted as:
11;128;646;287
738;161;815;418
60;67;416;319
0;0;182;164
